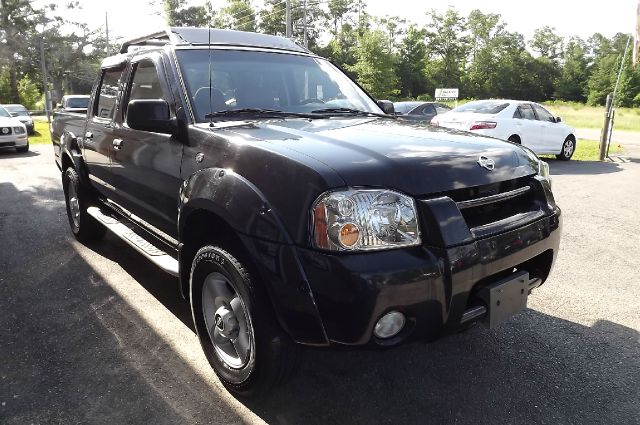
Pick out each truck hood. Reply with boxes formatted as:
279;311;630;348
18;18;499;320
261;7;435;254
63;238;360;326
214;118;539;196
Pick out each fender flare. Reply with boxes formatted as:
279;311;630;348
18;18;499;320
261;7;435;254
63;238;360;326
178;167;329;345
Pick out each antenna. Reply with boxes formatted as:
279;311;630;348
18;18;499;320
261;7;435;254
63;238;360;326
208;3;214;127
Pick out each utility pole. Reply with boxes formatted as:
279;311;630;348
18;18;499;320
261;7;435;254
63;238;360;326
303;0;307;47
40;39;51;123
105;12;110;54
285;0;292;38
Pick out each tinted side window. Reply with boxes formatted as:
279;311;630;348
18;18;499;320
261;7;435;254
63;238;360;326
513;108;523;119
422;104;436;115
95;68;123;120
533;104;555;122
128;61;166;102
518;104;536;120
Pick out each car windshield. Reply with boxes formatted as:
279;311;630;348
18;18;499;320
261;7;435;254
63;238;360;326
66;97;89;109
175;49;381;122
0;106;11;118
393;102;423;114
454;100;510;114
3;105;29;116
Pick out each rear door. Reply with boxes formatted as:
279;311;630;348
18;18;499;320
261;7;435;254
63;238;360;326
83;65;126;197
109;55;183;238
513;103;546;152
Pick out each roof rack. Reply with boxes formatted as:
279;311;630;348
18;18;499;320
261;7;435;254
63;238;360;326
119;27;309;54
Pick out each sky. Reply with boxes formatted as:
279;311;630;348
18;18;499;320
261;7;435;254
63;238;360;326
45;0;638;44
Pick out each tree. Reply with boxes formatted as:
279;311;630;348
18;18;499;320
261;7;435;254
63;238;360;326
17;74;39;109
396;25;427;98
259;0;325;48
215;0;257;32
530;26;563;62
423;8;469;94
347;29;399;99
163;0;212;27
555;37;589;102
0;0;41;103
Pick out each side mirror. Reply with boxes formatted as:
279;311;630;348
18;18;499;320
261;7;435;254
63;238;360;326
555;116;562;123
377;100;395;115
127;99;175;134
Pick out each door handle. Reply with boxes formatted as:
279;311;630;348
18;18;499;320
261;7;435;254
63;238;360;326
85;131;93;140
112;138;124;150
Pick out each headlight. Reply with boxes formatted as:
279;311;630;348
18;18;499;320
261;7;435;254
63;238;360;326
312;188;421;251
13;126;25;135
538;159;550;182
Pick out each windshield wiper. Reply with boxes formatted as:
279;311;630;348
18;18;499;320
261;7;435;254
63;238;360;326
204;108;318;120
310;107;394;119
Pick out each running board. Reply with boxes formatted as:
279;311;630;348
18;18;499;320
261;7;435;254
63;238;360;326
87;206;179;276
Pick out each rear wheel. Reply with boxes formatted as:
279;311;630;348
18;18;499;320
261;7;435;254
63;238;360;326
190;245;299;398
556;136;575;161
62;167;106;242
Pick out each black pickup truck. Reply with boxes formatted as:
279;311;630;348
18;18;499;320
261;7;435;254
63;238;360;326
52;27;561;397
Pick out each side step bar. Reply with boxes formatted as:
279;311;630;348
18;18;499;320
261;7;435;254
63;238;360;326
87;207;179;277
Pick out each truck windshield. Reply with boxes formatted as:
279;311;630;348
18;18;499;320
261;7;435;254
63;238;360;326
175;49;381;122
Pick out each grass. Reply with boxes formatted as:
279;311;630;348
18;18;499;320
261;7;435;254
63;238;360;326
540;139;623;162
543;101;640;132
30;119;51;145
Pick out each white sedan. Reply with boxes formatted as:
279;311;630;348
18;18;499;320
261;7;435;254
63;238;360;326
431;99;577;160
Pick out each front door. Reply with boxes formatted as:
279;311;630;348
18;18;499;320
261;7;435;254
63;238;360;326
109;57;183;238
533;103;564;153
514;103;546;153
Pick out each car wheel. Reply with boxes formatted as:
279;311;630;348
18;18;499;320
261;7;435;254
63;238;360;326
507;135;521;144
16;141;29;153
190;245;300;398
62;167;106;242
556;136;575;161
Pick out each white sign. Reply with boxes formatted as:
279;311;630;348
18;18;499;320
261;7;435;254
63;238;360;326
435;88;459;100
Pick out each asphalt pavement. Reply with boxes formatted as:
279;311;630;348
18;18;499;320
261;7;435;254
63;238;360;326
1;144;638;424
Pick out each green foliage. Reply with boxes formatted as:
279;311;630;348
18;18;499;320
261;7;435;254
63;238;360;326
17;75;39;109
215;0;257;32
396;25;427;98
163;0;212;27
347;30;399;99
555;38;589;102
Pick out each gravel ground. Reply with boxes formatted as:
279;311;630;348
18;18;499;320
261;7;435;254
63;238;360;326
1;145;638;425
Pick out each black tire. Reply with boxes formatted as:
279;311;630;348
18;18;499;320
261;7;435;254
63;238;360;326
507;135;521;144
556;136;575;161
62;167;106;242
190;245;300;398
16;141;29;153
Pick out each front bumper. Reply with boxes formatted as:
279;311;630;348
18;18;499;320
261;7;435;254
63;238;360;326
297;210;561;346
0;134;28;150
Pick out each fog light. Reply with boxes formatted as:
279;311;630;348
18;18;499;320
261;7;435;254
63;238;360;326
374;311;405;339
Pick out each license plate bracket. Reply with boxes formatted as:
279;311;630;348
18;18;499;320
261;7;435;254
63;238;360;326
477;270;529;329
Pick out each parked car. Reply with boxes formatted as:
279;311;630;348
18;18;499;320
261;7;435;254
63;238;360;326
0;105;28;152
2;104;34;135
56;95;90;113
393;101;451;122
432;99;577;160
52;27;561;397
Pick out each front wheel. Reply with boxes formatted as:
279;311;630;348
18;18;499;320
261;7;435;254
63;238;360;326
556;137;575;161
62;167;106;242
190;245;299;398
